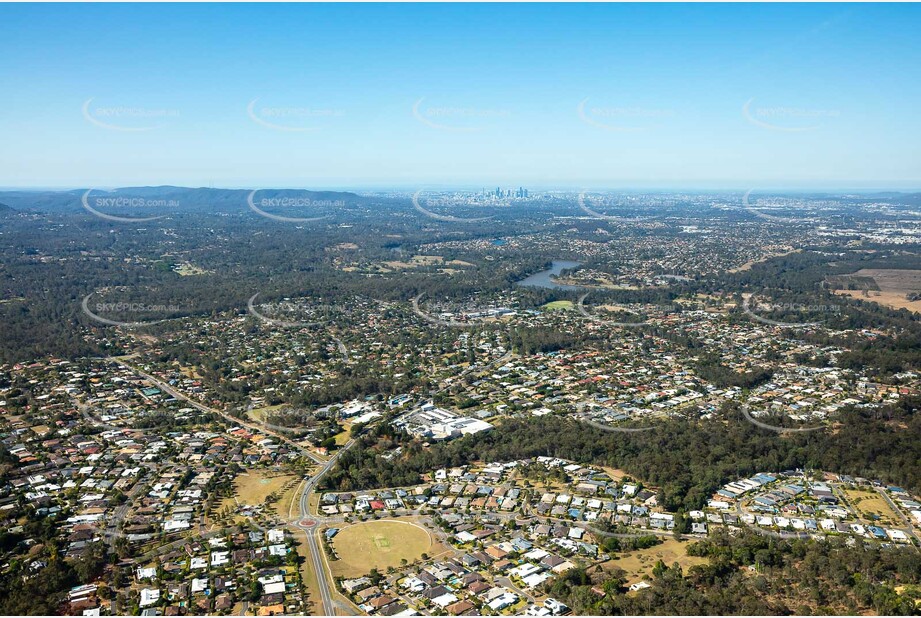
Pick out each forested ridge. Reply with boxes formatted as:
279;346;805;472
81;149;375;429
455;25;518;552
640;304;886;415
550;531;921;615
324;397;921;512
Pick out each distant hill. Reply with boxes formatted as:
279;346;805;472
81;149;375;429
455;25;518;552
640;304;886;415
852;192;921;207
0;202;14;215
0;186;367;215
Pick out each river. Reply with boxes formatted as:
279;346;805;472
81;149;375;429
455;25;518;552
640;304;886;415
515;260;585;291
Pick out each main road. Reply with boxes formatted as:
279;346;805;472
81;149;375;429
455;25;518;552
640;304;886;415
111;351;515;615
296;438;357;616
113;355;363;613
108;356;324;464
291;348;514;614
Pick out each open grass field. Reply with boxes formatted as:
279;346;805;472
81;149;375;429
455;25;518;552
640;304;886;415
835;289;921;313
842;488;901;525
542;300;574;311
330;519;443;578
178;365;203;380
275;477;306;520
831;269;921;313
247;404;288;423
333;426;352;447
603;538;707;584
228;470;297;507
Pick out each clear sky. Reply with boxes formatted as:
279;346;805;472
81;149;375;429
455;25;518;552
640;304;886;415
1;3;919;191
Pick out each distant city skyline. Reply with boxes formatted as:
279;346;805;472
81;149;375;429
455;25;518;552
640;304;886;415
2;3;920;190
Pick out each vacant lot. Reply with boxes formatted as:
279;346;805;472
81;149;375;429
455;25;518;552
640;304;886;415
173;261;209;276
247;404;288;423
275;477;306;520
603;538;707;584
842;488;901;526
728;248;798;273
600;466;630;483
333;427;351;447
228;470;297;507
831;269;921;313
383;255;445;270
330;519;441;578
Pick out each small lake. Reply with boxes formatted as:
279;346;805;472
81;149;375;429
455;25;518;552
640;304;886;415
516;260;585;291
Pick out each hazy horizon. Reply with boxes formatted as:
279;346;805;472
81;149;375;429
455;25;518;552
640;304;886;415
2;184;920;195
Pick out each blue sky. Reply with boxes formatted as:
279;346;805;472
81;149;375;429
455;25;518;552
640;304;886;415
1;3;919;190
